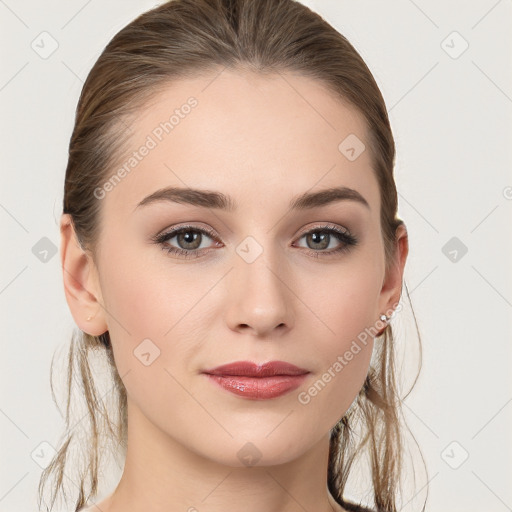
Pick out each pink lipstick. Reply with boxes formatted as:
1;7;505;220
202;361;310;400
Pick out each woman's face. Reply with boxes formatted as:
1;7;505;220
76;68;403;466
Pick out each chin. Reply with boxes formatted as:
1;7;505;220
197;432;313;469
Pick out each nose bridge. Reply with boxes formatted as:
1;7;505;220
225;234;293;335
237;244;283;294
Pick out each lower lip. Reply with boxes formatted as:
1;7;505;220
204;374;309;400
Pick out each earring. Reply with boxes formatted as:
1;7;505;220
86;315;94;321
376;313;390;337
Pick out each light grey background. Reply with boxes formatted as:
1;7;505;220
1;1;511;511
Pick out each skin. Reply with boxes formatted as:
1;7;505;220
60;68;408;512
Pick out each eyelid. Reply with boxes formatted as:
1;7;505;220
152;223;220;243
296;222;352;237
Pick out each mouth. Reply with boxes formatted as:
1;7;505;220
202;360;310;400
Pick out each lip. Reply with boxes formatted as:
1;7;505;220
203;360;310;377
202;361;310;400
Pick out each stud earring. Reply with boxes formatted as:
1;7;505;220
86;315;94;321
375;313;391;337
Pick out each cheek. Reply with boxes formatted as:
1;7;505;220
99;252;202;426
308;255;382;347
96;242;162;370
99;247;216;376
297;258;381;420
100;251;163;338
298;298;376;431
100;241;200;337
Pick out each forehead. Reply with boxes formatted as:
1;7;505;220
101;68;380;220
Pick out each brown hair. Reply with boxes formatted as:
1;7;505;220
39;1;425;510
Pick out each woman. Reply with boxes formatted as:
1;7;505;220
38;0;423;511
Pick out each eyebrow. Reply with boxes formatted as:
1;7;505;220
133;185;370;212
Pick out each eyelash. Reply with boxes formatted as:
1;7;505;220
152;224;358;260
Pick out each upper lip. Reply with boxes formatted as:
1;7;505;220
202;360;310;377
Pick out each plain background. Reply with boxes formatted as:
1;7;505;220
1;1;511;511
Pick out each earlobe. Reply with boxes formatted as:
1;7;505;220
59;213;108;336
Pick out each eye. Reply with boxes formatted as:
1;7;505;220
152;225;222;259
152;223;358;260
293;224;358;258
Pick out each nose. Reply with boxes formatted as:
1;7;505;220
224;249;294;338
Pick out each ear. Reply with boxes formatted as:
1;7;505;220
59;213;108;336
377;223;409;321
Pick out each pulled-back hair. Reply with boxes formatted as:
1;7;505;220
39;1;425;510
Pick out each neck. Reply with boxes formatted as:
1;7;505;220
103;398;345;512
